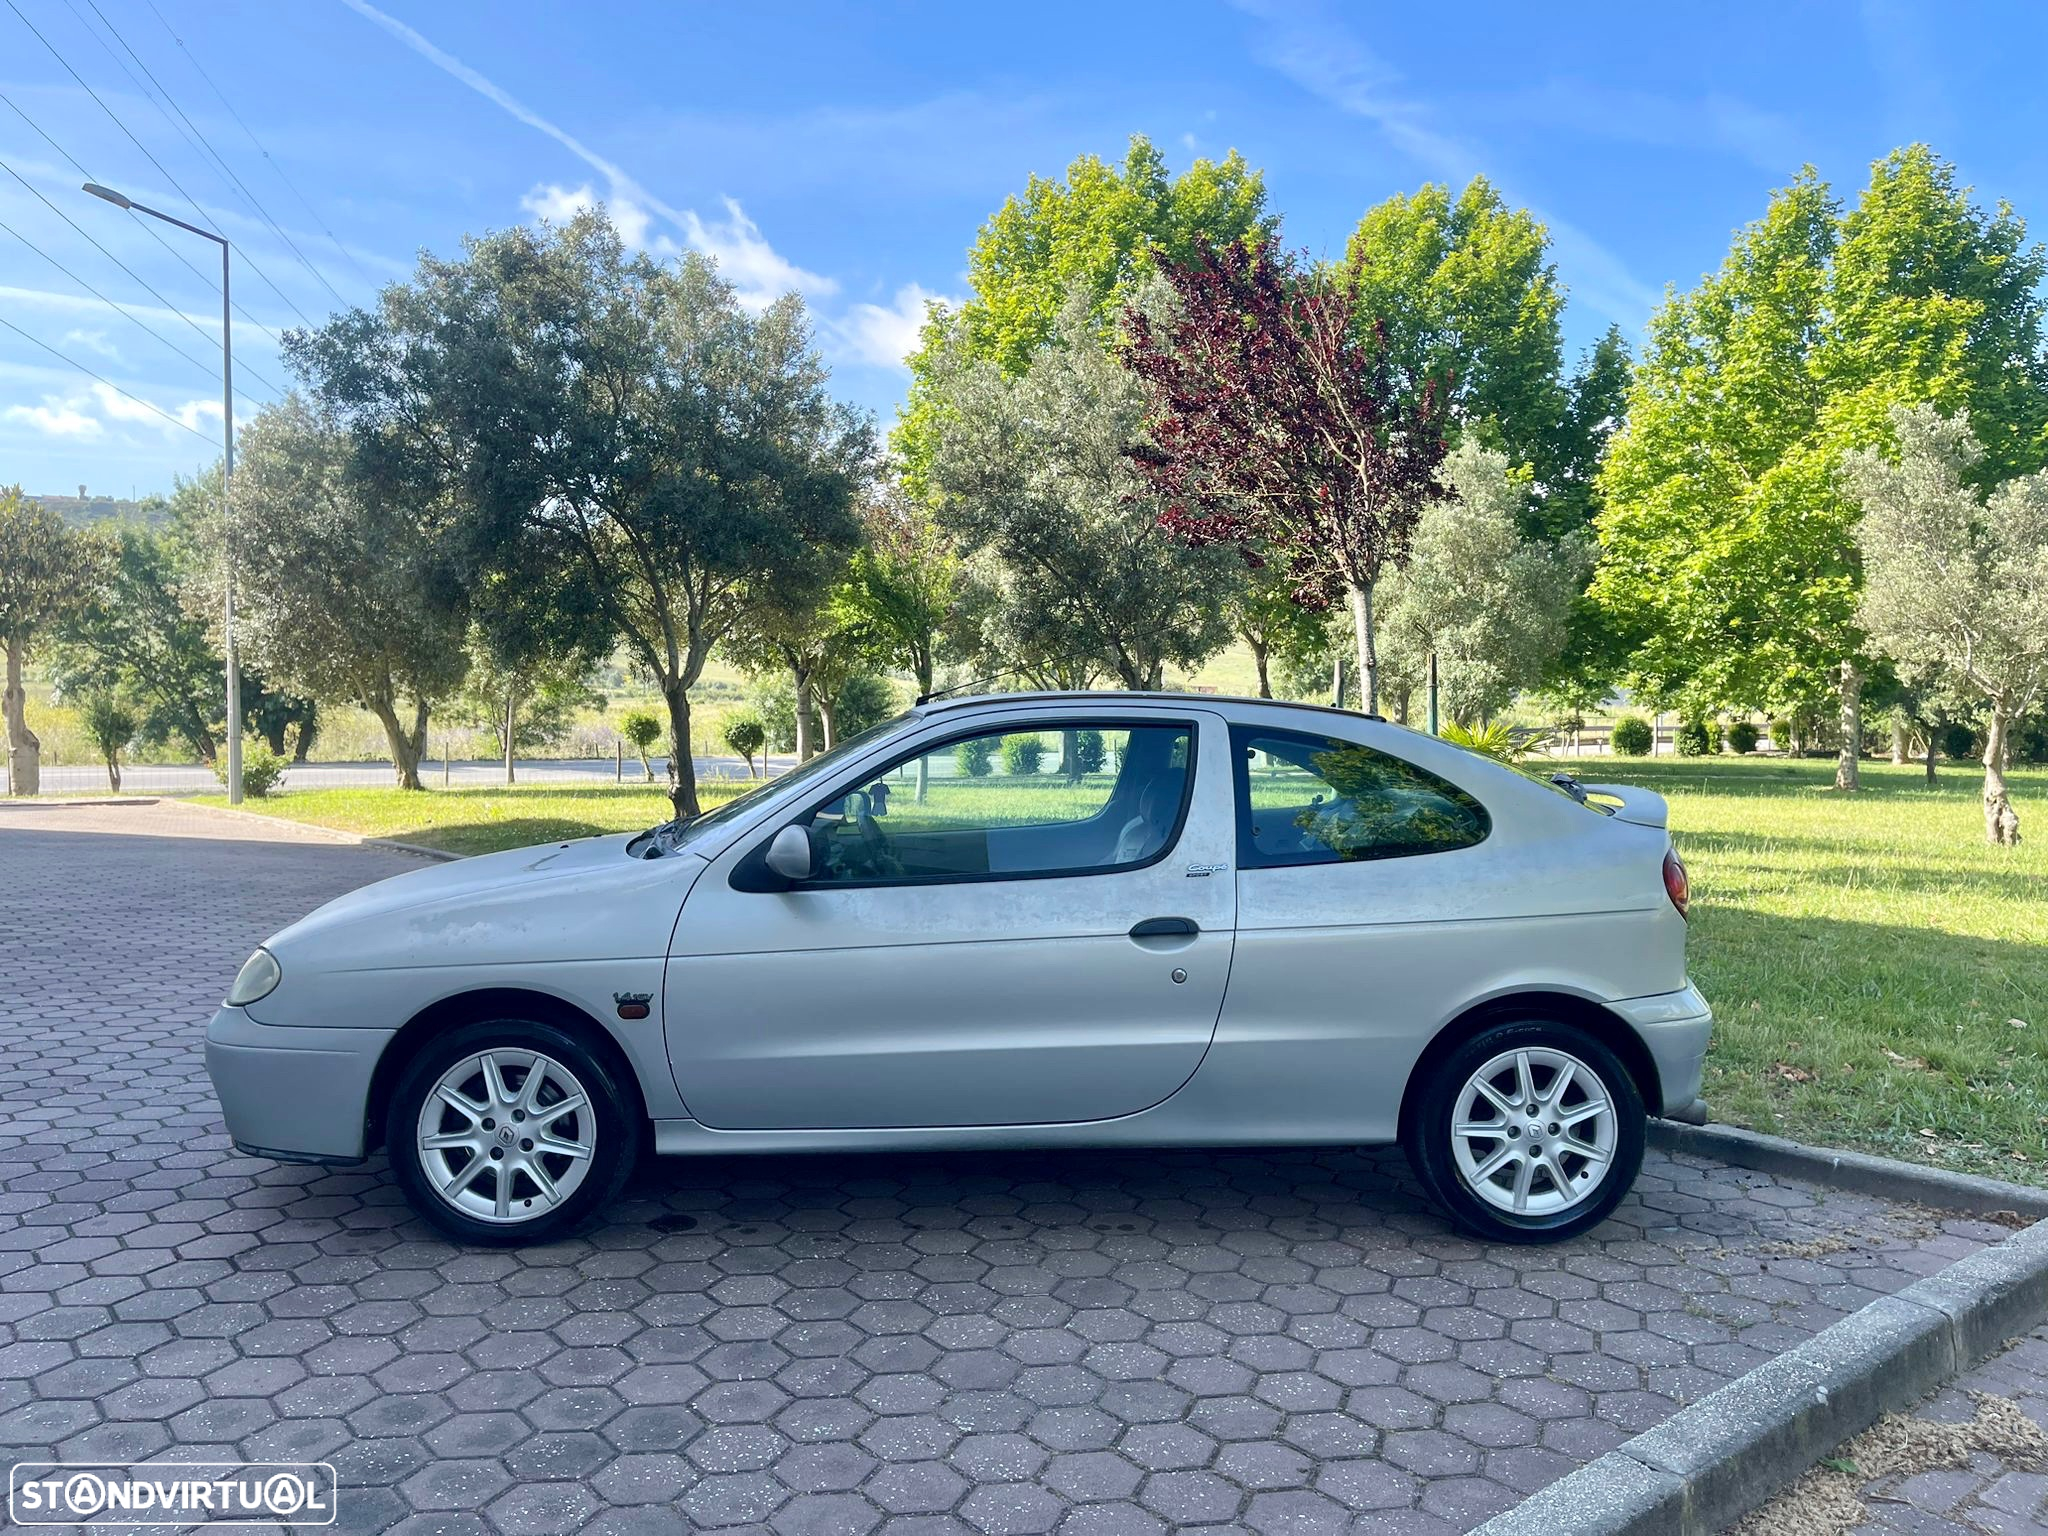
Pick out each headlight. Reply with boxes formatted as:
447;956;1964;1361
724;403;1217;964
227;947;282;1006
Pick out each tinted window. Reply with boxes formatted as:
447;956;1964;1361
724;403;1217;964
795;722;1194;885
1232;726;1489;867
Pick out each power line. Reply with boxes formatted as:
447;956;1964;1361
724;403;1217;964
0;87;289;351
3;0;322;332
0;152;285;400
69;0;352;310
140;0;376;291
0;311;215;443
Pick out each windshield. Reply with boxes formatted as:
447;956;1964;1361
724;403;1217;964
631;713;919;857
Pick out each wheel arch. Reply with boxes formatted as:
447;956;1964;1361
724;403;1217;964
364;987;649;1153
1396;990;1665;1147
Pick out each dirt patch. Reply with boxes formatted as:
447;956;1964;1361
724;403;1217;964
1730;1391;2048;1536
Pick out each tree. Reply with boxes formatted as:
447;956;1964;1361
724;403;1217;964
76;691;136;793
1228;556;1330;701
1125;236;1453;714
896;135;1274;495
1376;442;1590;726
928;289;1236;691
721;710;765;777
1842;405;2048;844
619;708;663;781
837;484;961;700
293;214;872;817
0;487;107;795
1594;147;2048;792
54;517;221;766
724;540;866;761
205;397;468;789
450;627;602;784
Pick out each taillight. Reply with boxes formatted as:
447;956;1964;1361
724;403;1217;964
1663;848;1690;919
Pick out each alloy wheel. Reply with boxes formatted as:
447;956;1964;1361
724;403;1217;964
415;1049;596;1224
1448;1045;1618;1217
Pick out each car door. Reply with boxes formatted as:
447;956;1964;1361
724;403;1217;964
664;709;1236;1130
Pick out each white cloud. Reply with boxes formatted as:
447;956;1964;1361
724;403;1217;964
3;397;103;439
342;0;836;312
63;328;121;362
824;284;959;370
88;382;222;435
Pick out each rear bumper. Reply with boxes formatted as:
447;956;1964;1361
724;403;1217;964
205;1005;391;1163
1612;983;1713;1116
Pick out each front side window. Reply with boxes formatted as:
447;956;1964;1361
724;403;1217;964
1233;725;1489;868
793;721;1194;885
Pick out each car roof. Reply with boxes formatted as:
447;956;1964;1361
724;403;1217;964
913;690;1387;727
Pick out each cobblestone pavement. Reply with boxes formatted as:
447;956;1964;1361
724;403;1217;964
0;801;2018;1534
1836;1325;2048;1535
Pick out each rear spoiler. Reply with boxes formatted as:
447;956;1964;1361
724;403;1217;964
1578;784;1669;829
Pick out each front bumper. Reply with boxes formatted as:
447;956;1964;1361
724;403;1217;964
205;1005;394;1163
1611;982;1713;1116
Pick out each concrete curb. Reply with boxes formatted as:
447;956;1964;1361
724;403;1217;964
1477;1188;2048;1534
0;796;162;810
168;798;462;862
1652;1119;2048;1220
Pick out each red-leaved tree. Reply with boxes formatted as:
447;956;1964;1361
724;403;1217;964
1124;236;1451;714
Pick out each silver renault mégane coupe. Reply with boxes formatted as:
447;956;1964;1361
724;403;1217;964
206;692;1710;1247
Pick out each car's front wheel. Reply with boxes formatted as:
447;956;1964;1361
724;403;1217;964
386;1018;639;1245
1404;1019;1644;1243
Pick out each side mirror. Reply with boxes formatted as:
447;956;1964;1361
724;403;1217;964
764;824;813;883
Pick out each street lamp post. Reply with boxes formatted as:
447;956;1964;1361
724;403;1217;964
82;182;242;803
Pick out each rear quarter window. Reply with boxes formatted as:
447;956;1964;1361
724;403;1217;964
1232;725;1491;868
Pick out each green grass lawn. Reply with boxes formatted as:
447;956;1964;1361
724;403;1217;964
193;781;752;857
1558;754;2048;1184
200;753;2048;1184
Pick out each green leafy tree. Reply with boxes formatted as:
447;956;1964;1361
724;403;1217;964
1229;555;1330;700
201;397;469;789
720;709;766;777
1376;442;1590;727
75;691;137;792
619;707;663;781
896;135;1273;495
1;487;108;795
837;484;961;700
449;630;603;783
1843;405;2048;844
292;213;871;816
927;289;1237;691
1594;147;2048;792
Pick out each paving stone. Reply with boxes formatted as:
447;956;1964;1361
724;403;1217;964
0;803;2007;1536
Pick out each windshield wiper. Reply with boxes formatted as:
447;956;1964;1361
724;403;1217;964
628;812;696;859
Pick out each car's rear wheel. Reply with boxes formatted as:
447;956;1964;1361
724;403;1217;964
386;1018;638;1245
1404;1019;1644;1243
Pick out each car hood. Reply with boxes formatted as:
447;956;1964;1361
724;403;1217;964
262;834;708;974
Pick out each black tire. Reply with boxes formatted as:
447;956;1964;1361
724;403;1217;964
386;1016;640;1246
1403;1018;1645;1244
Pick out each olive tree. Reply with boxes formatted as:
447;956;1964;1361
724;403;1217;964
928;290;1236;691
1842;404;2048;844
0;488;107;795
208;397;469;788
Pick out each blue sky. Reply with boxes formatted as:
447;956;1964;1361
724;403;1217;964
4;0;2045;498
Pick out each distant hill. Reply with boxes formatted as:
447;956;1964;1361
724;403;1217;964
36;492;169;530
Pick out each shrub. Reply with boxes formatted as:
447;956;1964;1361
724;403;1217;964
1610;715;1654;756
77;693;137;792
1727;721;1760;755
213;741;288;798
1940;722;1977;761
1073;729;1105;775
1769;717;1795;752
1443;720;1549;762
1705;719;1724;754
1674;718;1711;757
720;710;766;775
1000;734;1045;776
955;736;994;777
